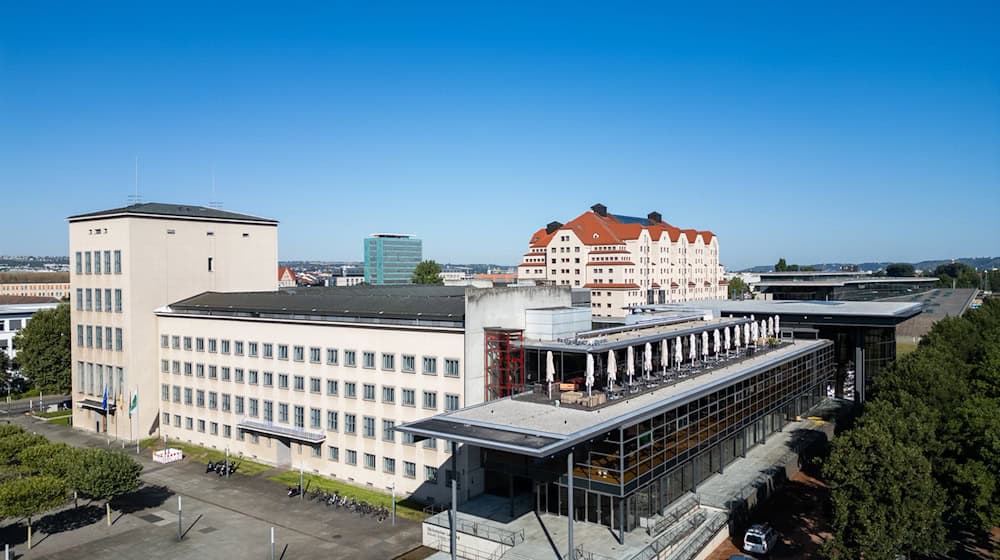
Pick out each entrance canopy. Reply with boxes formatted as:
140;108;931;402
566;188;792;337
78;398;114;413
237;419;326;444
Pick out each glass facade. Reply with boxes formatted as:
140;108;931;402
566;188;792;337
363;235;422;285
480;343;834;533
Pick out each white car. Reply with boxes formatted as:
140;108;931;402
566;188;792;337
743;524;779;554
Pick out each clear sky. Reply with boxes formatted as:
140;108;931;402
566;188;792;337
1;2;997;270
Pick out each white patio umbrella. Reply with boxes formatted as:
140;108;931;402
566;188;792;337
724;326;731;356
774;315;781;338
585;354;595;398
607;350;617;390
674;336;683;369
546;350;556;398
743;323;751;347
660;339;669;373
627;346;635;386
689;334;696;365
701;331;709;359
751;321;758;345
643;342;653;379
767;317;774;338
761;320;767;344
750;314;756;323
713;329;721;358
735;324;742;350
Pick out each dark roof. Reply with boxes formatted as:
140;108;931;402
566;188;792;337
67;203;277;224
166;285;467;323
0;295;61;305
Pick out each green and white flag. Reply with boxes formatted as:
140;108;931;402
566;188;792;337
129;389;137;418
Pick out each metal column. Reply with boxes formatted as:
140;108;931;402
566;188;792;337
450;441;458;560
566;450;574;560
855;342;866;404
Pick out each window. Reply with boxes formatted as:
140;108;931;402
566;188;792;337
162;412;170;426
94;250;101;274
184;388;193;405
171;336;180;349
174;415;181;428
309;347;320;363
239;368;249;383
404;461;416;479
115;328;122;351
221;393;230;412
196;390;205;407
344;414;356;434
362;352;375;369
195;337;205;352
310;408;320;429
326;410;338;431
184;362;192;376
293;346;304;362
425;466;438;483
114;289;121;312
208;392;217;410
445;394;460;412
311;446;320;458
402;432;416;445
86;289;92;311
223;425;232;439
423;437;437;450
309;377;321;394
383;457;396;474
76;288;83;311
161;335;168;348
326;348;338;365
274;373;285;388
293;375;304;391
422;357;437;375
278;344;288;360
172;386;181;403
344;382;356;398
344;350;356;367
279;403;289;423
114;250;121;274
183;337;192;351
248;342;258;357
172;361;180;375
294;406;304;428
260;343;272;359
94;289;101;312
263;401;273;422
444;359;460;377
186;417;193;430
346;450;357;465
401;355;415;373
207;257;213;272
402;389;416;407
208;365;217;379
197;419;205;433
161;360;169;373
248;398;258;418
363;453;375;470
422;391;438;410
262;371;273;387
234;396;244;414
95;327;102;349
326;379;338;396
362;416;375;438
328;447;339;462
382;386;395;404
85;251;91;274
208;339;217;353
77;325;83;347
86;325;93;347
106;327;113;350
161;384;169;401
382;419;395;442
363;383;375;401
221;367;231;381
234;341;244;355
221;340;230;354
196;364;205;378
75;251;82;274
381;353;395;371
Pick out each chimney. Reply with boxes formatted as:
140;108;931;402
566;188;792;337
647;211;662;224
591;203;608;217
545;221;563;235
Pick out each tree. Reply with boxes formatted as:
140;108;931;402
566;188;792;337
774;258;788;272
933;263;981;289
0;476;67;549
885;263;915;277
823;421;949;560
0;433;47;465
11;304;71;392
72;449;142;526
411;260;444;285
727;277;749;299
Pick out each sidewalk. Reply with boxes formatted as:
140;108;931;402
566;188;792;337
2;415;423;559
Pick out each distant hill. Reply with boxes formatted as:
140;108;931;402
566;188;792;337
741;257;1000;273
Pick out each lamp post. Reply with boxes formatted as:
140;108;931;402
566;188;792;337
391;481;396;526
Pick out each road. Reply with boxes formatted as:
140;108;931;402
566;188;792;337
0;394;71;415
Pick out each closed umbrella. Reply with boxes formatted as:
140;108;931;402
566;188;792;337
751;321;758;345
713;329;721;358
627;346;635;386
701;331;709;360
744;323;751;347
660;339;669;373
735;324;741;350
546;350;556;398
643;342;653;379
586;354;595;398
674;336;683;369
689;334;696;366
724;326;731;356
774;315;780;338
607;350;617;390
767;317;774;338
761;320;767;345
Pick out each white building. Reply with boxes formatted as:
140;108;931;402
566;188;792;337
0;301;60;364
69;203;279;437
518;204;726;317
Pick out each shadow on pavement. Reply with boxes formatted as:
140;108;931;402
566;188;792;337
110;483;174;514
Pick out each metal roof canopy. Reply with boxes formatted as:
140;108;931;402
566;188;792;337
632;299;923;327
67;202;278;224
238;419;326;444
521;316;752;354
397;339;832;458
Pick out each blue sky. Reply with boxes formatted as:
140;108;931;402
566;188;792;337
1;2;997;269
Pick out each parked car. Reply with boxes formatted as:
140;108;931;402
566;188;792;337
743;524;779;554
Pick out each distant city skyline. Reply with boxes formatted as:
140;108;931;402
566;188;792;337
1;2;997;270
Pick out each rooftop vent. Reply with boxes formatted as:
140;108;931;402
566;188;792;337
545;221;563;235
647;211;662;224
591;203;608;217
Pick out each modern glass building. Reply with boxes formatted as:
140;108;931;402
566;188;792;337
364;234;422;285
754;271;939;301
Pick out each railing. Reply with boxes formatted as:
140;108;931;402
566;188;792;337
426;510;526;547
629;509;706;560
571;547;619;560
666;513;728;560
434;538;506;560
647;493;700;536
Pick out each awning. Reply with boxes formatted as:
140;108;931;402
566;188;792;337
78;398;115;413
237;419;325;444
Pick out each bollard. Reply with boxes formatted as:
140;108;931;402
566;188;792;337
270;527;275;560
177;495;182;541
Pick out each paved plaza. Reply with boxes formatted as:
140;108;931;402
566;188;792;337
0;415;423;559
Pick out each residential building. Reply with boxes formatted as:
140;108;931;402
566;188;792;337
69;203;278;437
278;267;297;288
364;234;422;285
0;301;60;364
0;272;72;300
518;204;725;318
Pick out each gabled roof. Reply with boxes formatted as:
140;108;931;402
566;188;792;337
68;203;277;224
278;267;297;282
528;206;715;248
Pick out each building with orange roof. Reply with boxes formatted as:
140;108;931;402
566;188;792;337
518;204;725;317
278;266;297;288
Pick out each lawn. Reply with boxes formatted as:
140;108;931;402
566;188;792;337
47;415;72;426
34;409;73;418
268;470;428;520
146;439;272;476
897;340;919;357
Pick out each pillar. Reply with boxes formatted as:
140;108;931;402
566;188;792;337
566;451;574;560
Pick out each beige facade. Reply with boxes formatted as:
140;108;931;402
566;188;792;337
518;205;726;317
69;204;278;439
0;282;71;299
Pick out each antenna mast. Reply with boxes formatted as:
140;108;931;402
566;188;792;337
208;164;223;209
127;157;143;205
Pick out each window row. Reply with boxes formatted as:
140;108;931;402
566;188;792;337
75;250;122;275
76;288;123;313
76;361;126;396
76;324;124;351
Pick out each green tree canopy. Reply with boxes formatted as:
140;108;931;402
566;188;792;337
774;258;788;272
17;443;81;480
0;433;47;466
727;277;749;299
933;262;981;289
885;263;915;277
72;448;142;501
411;260;444;285
0;475;68;548
11;303;71;392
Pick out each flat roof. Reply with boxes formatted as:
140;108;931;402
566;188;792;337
0;301;60;313
756;277;937;288
67;202;277;225
524;316;750;353
398;339;831;457
635;299;923;320
160;285;468;325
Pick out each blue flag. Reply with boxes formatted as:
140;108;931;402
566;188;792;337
101;385;108;411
